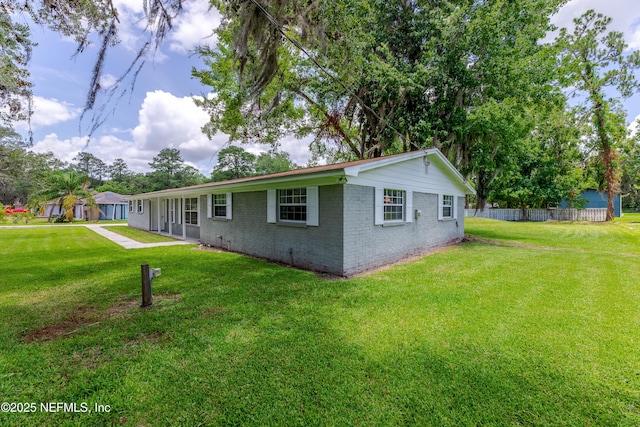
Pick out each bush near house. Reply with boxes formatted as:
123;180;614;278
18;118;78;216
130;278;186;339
0;220;638;426
2;206;33;224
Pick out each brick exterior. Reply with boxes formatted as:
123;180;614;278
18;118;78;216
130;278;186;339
342;185;465;276
199;185;345;275
129;184;466;276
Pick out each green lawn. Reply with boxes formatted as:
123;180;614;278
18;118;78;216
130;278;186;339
0;221;638;426
0;218;128;226
105;225;181;243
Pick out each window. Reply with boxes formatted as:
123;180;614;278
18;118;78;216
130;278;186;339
383;189;404;221
185;197;198;225
213;194;227;218
128;200;134;213
442;195;454;219
170;199;176;223
279;188;307;222
137;200;144;214
375;187;412;225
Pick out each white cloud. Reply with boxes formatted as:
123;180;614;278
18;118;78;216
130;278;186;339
110;0;219;58
29;96;81;128
110;0;154;54
132;90;224;172
99;74;118;90
551;0;640;49
30;134;91;163
132;90;209;149
29;90;313;176
168;0;220;53
630;18;640;50
131;90;314;173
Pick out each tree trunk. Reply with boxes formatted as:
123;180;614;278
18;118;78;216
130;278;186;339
592;98;616;221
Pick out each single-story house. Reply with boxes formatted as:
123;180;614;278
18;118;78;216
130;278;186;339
42;191;129;221
128;149;476;276
560;189;622;217
92;191;130;220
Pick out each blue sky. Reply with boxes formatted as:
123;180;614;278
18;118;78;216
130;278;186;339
16;0;640;175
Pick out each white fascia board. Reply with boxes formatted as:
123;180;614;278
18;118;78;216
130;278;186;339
132;170;346;199
202;172;345;194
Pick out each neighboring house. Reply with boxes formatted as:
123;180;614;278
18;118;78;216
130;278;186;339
93;192;130;220
42;192;129;221
42;201;86;220
560;189;621;217
128;149;476;276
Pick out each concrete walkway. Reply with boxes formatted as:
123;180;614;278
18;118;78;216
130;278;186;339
83;224;197;249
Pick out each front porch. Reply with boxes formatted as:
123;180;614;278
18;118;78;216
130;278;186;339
147;196;201;241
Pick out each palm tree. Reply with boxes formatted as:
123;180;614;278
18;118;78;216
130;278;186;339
29;171;95;222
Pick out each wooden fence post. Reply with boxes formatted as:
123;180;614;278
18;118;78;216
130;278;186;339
141;264;152;308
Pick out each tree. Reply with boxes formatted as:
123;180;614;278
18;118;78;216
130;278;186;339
29;170;95;222
556;10;640;220
0;146;65;205
148;148;205;190
0;126;25;147
255;151;297;175
620;123;640;210
0;11;34;131
195;0;567;210
72;152;108;187
489;106;584;216
108;158;132;182
211;146;256;182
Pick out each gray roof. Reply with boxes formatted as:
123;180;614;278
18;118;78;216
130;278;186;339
93;192;129;205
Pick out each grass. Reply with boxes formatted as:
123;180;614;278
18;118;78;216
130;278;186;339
105;226;180;243
0;218;128;226
0;220;638;426
465;217;640;255
616;212;640;223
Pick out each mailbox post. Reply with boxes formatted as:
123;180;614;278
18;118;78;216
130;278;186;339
141;264;162;308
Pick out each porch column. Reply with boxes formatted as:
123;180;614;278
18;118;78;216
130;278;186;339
157;197;161;234
169;199;173;236
182;197;186;240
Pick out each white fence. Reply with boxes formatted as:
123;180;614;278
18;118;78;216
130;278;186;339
464;208;608;222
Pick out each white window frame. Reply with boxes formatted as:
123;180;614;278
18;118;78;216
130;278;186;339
128;200;134;213
375;187;412;225
184;197;198;225
267;187;318;226
383;189;405;222
137;200;144;214
209;193;232;219
170;199;176;223
438;194;457;221
278;188;307;223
